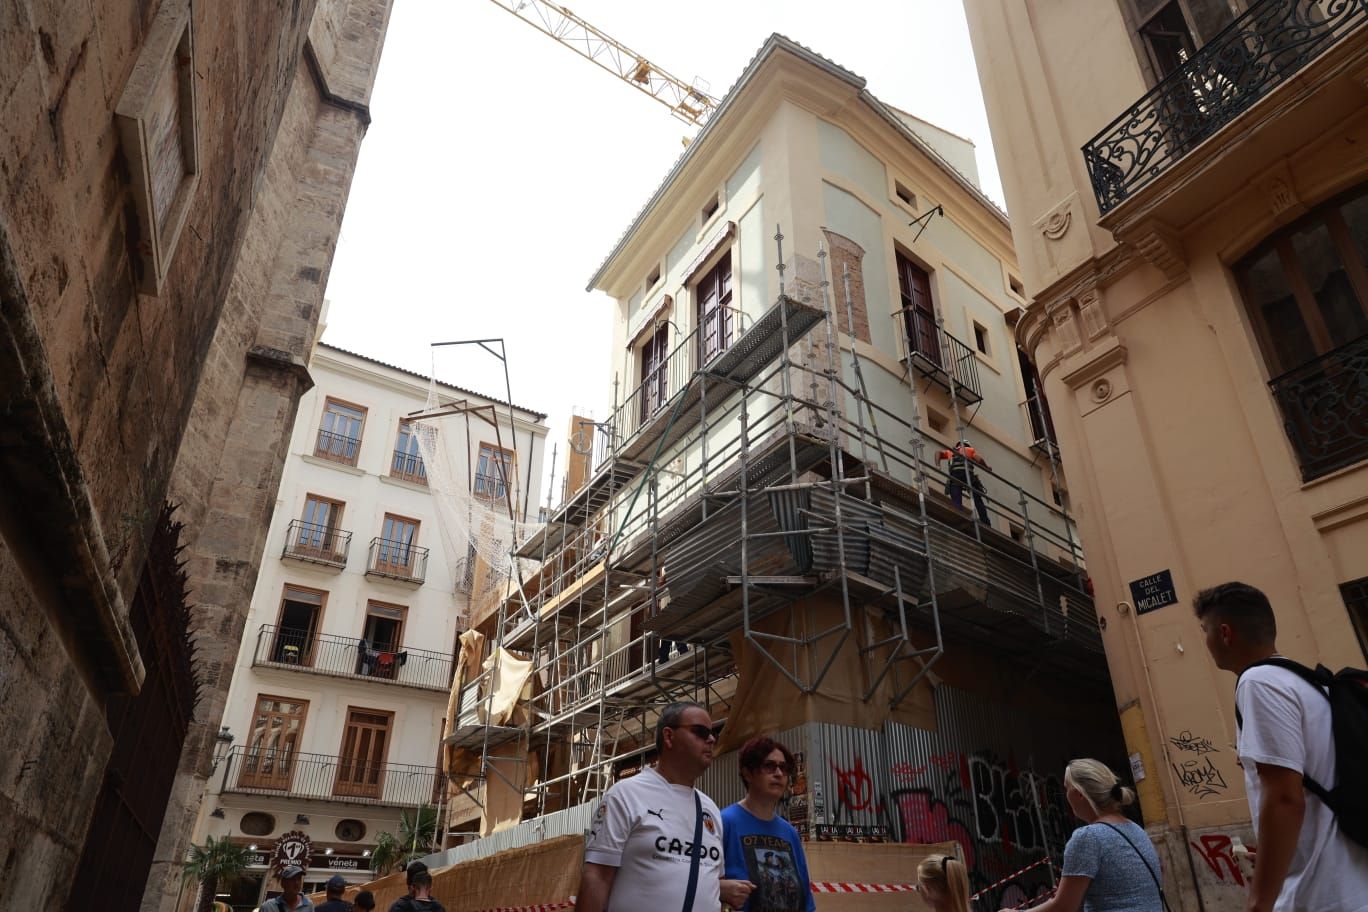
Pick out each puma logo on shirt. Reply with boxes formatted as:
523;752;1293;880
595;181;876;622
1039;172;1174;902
646;808;665;820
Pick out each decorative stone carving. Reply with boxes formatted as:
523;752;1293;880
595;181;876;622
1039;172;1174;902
1131;222;1186;280
1091;378;1113;403
1268;179;1297;216
1043;210;1071;240
1077;288;1109;341
1050;304;1082;355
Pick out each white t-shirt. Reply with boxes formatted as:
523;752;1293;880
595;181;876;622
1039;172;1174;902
584;766;724;912
1236;663;1368;912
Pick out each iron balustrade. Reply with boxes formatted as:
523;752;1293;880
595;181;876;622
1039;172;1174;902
220;745;445;807
366;537;429;583
1268;333;1368;481
391;449;428;484
282;519;351;568
1021;394;1059;456
315;428;362;465
1083;0;1368;213
901;307;983;402
251;624;454;691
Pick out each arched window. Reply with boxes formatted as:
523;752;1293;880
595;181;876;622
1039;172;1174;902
1236;185;1368;480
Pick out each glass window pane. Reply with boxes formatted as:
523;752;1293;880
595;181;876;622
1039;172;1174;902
1290;220;1368;348
1240;246;1315;374
1339;191;1368;288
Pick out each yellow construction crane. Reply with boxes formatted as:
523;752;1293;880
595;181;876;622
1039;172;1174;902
485;0;718;127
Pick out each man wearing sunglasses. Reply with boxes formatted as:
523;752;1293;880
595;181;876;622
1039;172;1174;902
580;701;729;912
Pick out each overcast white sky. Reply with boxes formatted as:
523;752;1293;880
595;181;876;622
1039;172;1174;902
322;0;1003;505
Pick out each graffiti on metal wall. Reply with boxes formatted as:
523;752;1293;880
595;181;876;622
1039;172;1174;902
1190;833;1246;886
824;748;1069;907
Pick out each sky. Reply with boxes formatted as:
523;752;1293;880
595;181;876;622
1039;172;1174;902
321;0;1004;506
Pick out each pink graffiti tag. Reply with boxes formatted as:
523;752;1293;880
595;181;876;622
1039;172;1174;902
892;761;927;782
1191;834;1245;886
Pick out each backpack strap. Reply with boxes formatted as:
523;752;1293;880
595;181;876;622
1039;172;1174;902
1097;822;1170;912
680;789;704;912
1234;657;1334;806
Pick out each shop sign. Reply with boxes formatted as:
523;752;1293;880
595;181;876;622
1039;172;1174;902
813;823;889;843
271;830;313;874
320;855;371;871
1129;569;1178;615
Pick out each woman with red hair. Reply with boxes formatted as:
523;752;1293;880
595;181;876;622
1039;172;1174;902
720;735;815;911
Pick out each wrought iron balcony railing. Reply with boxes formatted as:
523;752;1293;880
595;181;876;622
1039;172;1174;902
391;449;427;485
220;745;445;807
315;428;362;466
473;471;512;501
1269;333;1368;482
1083;0;1368;213
365;537;429;584
901;307;983;403
282;519;351;568
251;624;455;692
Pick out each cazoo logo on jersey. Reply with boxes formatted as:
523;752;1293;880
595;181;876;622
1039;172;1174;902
654;836;721;860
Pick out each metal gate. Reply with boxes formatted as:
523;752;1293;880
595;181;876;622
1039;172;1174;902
71;504;199;908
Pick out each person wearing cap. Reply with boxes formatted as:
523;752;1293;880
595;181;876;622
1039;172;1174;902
315;874;353;912
354;891;376;911
387;861;446;912
260;865;315;912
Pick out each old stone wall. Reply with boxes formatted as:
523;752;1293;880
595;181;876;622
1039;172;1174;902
0;0;391;907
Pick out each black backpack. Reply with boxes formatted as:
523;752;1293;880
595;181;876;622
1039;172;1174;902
1236;657;1368;849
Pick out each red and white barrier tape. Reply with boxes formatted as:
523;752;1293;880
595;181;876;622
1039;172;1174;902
474;900;576;912
969;856;1054;901
811;882;916;894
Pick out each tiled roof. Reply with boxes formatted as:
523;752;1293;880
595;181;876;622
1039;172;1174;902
315;342;549;422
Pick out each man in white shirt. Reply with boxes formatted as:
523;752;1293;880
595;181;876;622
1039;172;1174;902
579;701;747;912
1195;581;1368;912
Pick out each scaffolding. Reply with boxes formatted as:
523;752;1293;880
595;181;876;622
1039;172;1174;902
437;227;1103;838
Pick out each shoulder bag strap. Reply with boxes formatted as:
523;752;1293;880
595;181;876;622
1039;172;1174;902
681;790;704;912
1098;822;1170;912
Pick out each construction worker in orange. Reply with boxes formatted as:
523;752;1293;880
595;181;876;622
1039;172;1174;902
936;440;991;525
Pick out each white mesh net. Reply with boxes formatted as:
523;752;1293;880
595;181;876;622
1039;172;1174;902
411;387;543;628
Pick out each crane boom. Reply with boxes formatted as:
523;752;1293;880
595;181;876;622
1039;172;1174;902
485;0;718;126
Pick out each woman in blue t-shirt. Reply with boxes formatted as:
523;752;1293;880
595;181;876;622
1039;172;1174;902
720;735;815;912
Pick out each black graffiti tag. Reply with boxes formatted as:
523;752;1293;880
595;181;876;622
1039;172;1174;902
1169;730;1218;755
1173;757;1227;799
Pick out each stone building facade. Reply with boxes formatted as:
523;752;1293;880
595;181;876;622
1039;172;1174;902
0;1;392;907
963;1;1368;909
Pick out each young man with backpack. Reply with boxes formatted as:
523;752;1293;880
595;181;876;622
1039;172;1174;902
1194;581;1368;912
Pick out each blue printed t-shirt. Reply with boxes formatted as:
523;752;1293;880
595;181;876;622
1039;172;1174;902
721;803;815;912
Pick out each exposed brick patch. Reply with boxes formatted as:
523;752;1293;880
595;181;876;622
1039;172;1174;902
822;229;871;343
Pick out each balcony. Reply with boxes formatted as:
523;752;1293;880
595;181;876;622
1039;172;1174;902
1020;394;1059;459
901;307;982;404
390;449;427;485
1269;333;1368;482
250;624;455;692
365;537;429;585
282;519;351;569
473;471;512;503
315;428;362;466
220;746;444;808
1084;0;1368;214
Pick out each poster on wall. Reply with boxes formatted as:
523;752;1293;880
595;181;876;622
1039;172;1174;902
783;752;808;830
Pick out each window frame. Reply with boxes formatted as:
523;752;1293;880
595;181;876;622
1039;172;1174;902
334;706;395;799
238;693;310;790
695;252;734;365
272;584;328;667
316;397;368;467
474;442;517;503
391;420;427;484
361;599;408;653
377;513;421;574
895;248;941;368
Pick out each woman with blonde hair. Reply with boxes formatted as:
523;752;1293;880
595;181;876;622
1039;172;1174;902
915;852;971;912
1006;758;1165;912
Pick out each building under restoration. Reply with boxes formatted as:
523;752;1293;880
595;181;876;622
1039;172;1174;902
424;35;1127;906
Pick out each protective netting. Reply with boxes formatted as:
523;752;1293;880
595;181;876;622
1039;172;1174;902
411;386;543;628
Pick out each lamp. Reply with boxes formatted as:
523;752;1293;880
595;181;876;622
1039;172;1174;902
209;808;225;819
249;844;258;851
296;814;310;825
211;727;235;770
324;848;334;855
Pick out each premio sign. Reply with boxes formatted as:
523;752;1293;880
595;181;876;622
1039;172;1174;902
271;830;313;875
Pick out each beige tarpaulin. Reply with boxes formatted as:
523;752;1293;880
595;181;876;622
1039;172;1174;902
718;593;937;754
805;839;962;911
314;836;959;912
315;834;585;912
479;646;535;726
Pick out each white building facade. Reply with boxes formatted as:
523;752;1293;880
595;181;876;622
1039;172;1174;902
189;344;546;905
